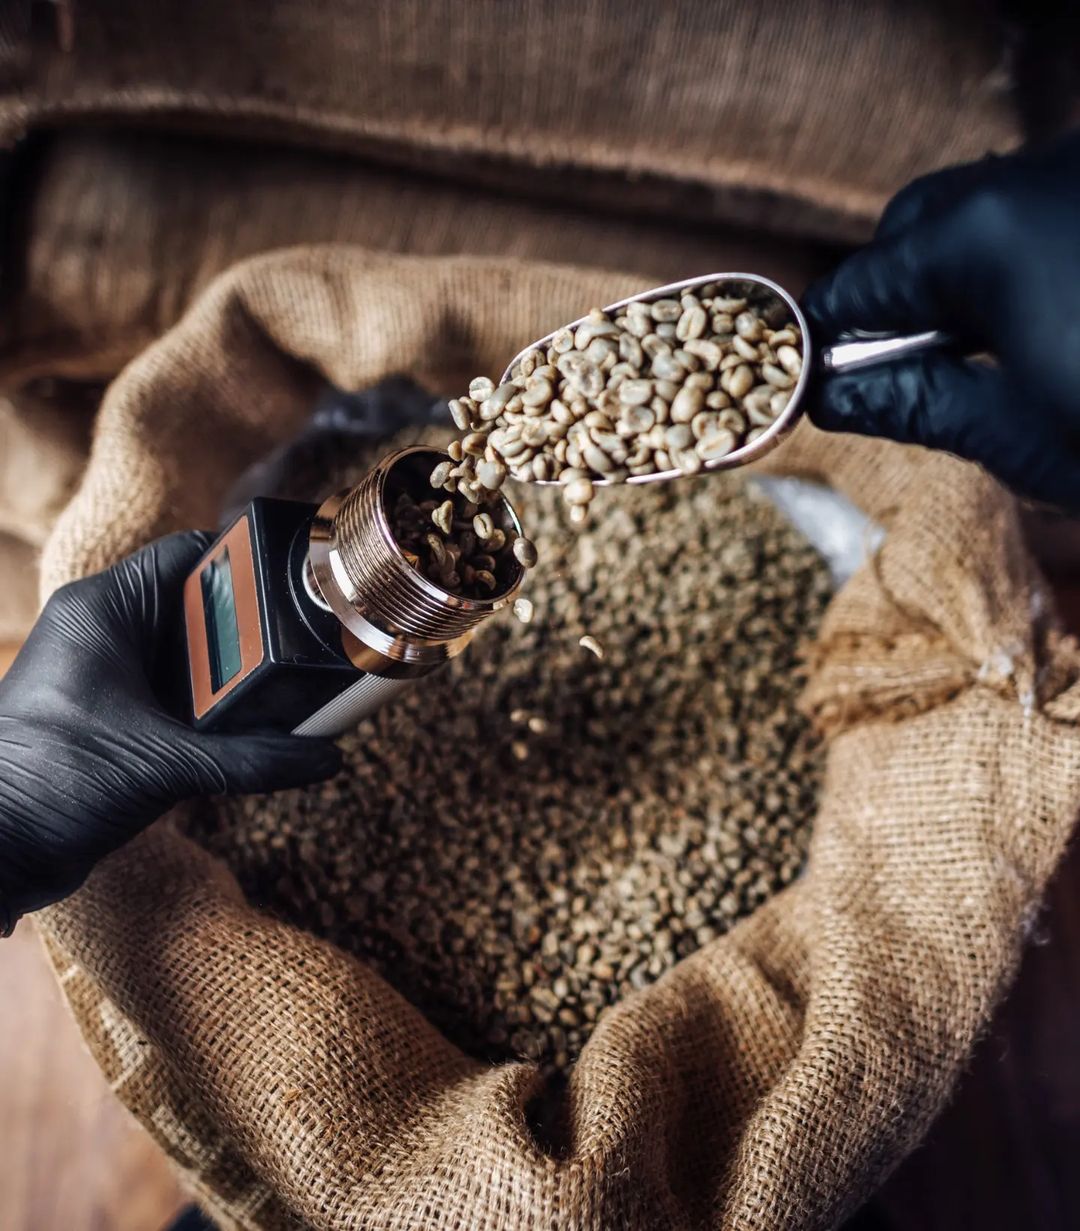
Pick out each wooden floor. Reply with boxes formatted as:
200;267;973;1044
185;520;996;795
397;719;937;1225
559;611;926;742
3;583;1080;1231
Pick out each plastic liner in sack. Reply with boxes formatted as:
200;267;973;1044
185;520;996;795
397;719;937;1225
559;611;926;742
35;249;1080;1231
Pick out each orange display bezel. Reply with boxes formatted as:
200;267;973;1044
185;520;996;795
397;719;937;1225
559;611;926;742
184;514;266;721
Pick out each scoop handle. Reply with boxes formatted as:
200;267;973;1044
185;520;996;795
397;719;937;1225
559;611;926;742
820;330;949;374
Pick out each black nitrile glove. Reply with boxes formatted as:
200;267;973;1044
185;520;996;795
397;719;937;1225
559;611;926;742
0;531;342;934
802;131;1080;512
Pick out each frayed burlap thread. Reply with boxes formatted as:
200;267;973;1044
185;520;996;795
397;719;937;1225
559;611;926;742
35;249;1080;1231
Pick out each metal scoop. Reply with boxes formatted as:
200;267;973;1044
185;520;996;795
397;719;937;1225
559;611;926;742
499;272;945;485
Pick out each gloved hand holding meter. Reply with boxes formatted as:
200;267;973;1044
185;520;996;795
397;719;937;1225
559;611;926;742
3;130;1080;936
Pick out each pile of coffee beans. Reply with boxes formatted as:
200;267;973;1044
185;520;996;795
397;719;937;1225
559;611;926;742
189;424;831;1075
442;282;802;521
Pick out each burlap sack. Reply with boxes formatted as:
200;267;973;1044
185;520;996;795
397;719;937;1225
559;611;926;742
2;1;1016;248
0;384;91;638
0;129;829;388
0;386;90;543
0;0;1021;638
0;122;829;637
33;247;1080;1230
0;531;38;642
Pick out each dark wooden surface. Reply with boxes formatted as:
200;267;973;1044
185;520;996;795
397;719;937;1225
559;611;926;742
2;588;1080;1230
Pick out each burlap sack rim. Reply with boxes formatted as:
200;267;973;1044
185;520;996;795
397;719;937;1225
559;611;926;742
33;246;1080;1231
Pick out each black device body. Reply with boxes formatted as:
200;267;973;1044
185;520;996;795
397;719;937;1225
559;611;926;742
184;497;359;733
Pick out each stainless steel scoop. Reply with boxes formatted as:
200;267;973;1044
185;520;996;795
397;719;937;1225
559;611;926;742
499;272;946;484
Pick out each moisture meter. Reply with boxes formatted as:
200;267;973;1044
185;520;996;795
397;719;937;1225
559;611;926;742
182;447;524;736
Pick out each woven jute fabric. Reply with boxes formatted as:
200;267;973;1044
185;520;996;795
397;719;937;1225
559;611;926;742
0;530;37;641
0;128;830;388
33;247;1080;1230
0;120;828;638
0;386;89;543
0;0;1019;637
2;1;1017;247
0;384;90;637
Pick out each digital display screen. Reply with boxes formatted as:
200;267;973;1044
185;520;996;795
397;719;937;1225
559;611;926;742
201;549;243;692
